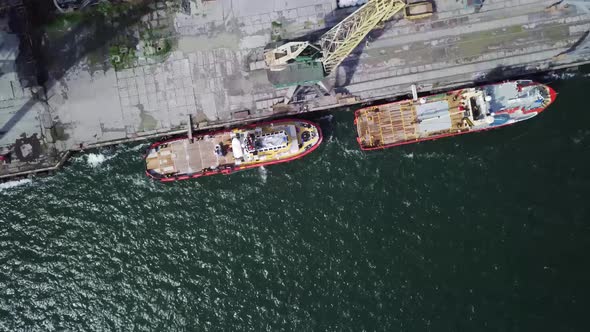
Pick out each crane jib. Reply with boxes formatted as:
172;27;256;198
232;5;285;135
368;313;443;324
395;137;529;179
319;0;406;75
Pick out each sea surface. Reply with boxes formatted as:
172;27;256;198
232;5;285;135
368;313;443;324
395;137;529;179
1;75;590;331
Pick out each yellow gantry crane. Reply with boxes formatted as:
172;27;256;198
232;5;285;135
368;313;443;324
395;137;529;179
264;0;407;88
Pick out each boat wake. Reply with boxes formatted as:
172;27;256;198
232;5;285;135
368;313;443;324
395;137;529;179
319;114;334;122
572;129;590;145
542;70;590;81
83;145;144;168
329;137;364;158
86;153;107;168
127;143;149;152
259;166;268;183
402;151;457;161
0;179;32;191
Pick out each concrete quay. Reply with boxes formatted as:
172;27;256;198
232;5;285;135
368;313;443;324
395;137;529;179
1;0;590;180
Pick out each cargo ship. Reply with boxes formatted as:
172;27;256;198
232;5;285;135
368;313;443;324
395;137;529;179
145;119;322;182
355;80;556;150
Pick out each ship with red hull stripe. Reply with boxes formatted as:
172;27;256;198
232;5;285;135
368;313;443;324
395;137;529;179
354;80;556;150
145;119;322;182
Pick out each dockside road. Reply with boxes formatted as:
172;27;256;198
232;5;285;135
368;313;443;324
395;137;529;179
1;0;590;179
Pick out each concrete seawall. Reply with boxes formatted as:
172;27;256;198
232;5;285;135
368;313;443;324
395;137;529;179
1;0;590;180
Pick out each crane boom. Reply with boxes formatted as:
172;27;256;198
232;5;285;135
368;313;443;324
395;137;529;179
264;0;407;88
319;0;406;75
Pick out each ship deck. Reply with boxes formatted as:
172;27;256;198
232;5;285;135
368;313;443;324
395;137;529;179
146;133;235;176
146;120;322;178
356;94;464;148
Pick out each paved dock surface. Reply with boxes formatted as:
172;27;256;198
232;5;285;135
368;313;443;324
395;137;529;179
1;0;590;179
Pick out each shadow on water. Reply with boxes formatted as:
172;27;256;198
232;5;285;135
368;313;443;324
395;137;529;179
0;0;155;138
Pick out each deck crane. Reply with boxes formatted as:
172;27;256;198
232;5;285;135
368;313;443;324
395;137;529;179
264;0;407;88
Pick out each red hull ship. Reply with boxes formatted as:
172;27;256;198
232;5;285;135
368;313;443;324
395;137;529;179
355;80;557;150
145;119;322;182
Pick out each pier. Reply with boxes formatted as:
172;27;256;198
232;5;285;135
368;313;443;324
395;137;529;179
1;0;590;180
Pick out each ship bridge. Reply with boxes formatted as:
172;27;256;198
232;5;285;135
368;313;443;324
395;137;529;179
252;131;289;153
484;81;552;113
234;124;302;164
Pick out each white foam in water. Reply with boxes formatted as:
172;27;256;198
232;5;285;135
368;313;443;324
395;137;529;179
320;114;334;122
128;143;149;152
0;179;32;191
544;72;578;80
258;166;268;183
86;153;106;167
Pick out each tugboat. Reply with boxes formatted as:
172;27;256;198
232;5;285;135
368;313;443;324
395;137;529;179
355;80;556;150
145;119;322;182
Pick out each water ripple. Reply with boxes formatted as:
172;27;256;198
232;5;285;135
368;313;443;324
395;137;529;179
1;97;590;330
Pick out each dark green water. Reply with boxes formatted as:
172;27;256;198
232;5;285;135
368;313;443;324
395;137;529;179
2;76;590;331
